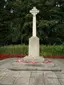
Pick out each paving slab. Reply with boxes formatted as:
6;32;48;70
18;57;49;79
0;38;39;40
14;77;29;85
0;76;15;85
43;71;61;85
29;71;44;85
0;58;64;85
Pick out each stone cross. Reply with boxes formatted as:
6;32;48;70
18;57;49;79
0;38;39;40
30;7;39;37
23;7;44;62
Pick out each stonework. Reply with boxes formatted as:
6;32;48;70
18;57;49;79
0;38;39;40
29;36;39;57
30;7;39;37
22;7;44;62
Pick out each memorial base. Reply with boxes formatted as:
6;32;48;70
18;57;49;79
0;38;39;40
29;36;39;57
22;36;44;62
22;56;44;63
9;59;61;71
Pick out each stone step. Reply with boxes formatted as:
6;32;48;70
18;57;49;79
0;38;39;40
9;62;61;71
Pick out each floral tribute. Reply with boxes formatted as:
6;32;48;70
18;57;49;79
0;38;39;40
16;60;37;64
16;59;52;64
43;60;52;64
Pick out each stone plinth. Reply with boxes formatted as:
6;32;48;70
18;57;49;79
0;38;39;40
23;36;44;62
29;36;39;57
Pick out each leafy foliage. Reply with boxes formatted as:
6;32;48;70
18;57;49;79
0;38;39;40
0;0;64;45
0;45;64;56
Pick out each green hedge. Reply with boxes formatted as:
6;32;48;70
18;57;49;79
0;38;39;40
0;45;28;55
40;45;64;56
0;45;64;56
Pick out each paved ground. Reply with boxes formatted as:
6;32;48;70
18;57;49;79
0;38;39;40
0;58;64;85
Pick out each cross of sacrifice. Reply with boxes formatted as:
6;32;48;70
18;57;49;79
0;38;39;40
30;7;39;37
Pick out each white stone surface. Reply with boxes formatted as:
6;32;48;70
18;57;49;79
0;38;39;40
24;7;44;61
29;36;39;57
22;56;44;63
30;7;39;37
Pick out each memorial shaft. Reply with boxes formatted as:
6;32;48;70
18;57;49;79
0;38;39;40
33;14;36;36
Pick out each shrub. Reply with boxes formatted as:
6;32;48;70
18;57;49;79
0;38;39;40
40;45;64;56
0;45;64;56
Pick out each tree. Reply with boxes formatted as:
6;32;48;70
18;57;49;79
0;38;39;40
0;0;64;45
